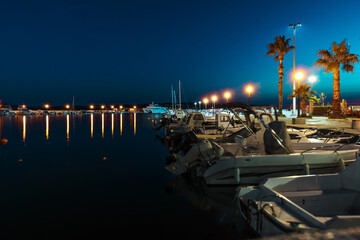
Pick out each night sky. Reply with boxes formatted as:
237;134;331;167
0;0;359;106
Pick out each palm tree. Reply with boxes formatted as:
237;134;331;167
266;36;294;115
314;40;359;118
288;83;318;117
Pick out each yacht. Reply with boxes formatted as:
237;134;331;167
237;157;360;237
143;102;169;114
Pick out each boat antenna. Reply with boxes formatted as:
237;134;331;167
174;91;177;109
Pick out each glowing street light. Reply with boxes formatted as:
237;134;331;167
111;105;115;109
65;104;70;109
44;104;50;109
119;105;123;110
246;86;253;105
211;95;217;109
101;105;105;109
198;101;201;109
133;106;137;110
194;102;197;109
308;75;317;88
203;98;209;109
89;105;94;109
224;92;230;103
295;72;304;83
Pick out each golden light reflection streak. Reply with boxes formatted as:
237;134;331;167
120;114;123;136
102;113;104;138
111;114;114;137
46;115;49;140
66;115;70;142
23;116;26;142
91;114;94;138
134;113;137;135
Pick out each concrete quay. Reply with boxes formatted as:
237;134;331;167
279;116;360;135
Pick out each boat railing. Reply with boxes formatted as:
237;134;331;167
300;143;349;155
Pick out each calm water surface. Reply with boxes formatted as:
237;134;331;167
0;113;251;239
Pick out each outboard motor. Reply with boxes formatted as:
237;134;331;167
166;131;198;154
264;121;294;154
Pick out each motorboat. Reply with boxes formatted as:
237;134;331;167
16;106;33;115
164;103;360;185
0;105;15;115
143;102;169;114
237;157;360;237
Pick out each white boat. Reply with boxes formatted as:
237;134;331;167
16;106;33;115
0;105;15;115
143;102;169;114
237;157;360;237
165;103;360;185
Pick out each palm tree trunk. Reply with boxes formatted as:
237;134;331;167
278;59;284;115
301;98;307;117
332;69;341;117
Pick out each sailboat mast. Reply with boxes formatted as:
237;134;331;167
179;80;181;109
72;96;75;110
171;85;174;109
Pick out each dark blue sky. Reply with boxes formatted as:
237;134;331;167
1;0;359;106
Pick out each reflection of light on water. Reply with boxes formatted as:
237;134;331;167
120;114;123;136
46;115;49;140
91;114;94;138
23;116;26;142
134;113;136;135
102;114;104;138
66;115;70;142
111;114;114;137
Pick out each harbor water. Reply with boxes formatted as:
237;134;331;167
0;114;251;239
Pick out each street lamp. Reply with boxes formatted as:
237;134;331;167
44;104;50;109
65;104;70;109
203;98;209;109
194;102;197;109
198;101;201;109
89;105;94;109
224;92;230;103
101;105;105;109
211;96;217;108
289;22;301;115
246;86;253;105
308;75;317;88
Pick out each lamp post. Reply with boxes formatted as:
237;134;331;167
246;86;253;105
289;22;301;115
89;105;94;110
44;104;50;109
65;104;70;109
194;102;197;109
203;98;209;109
198;101;201;109
295;71;304;117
